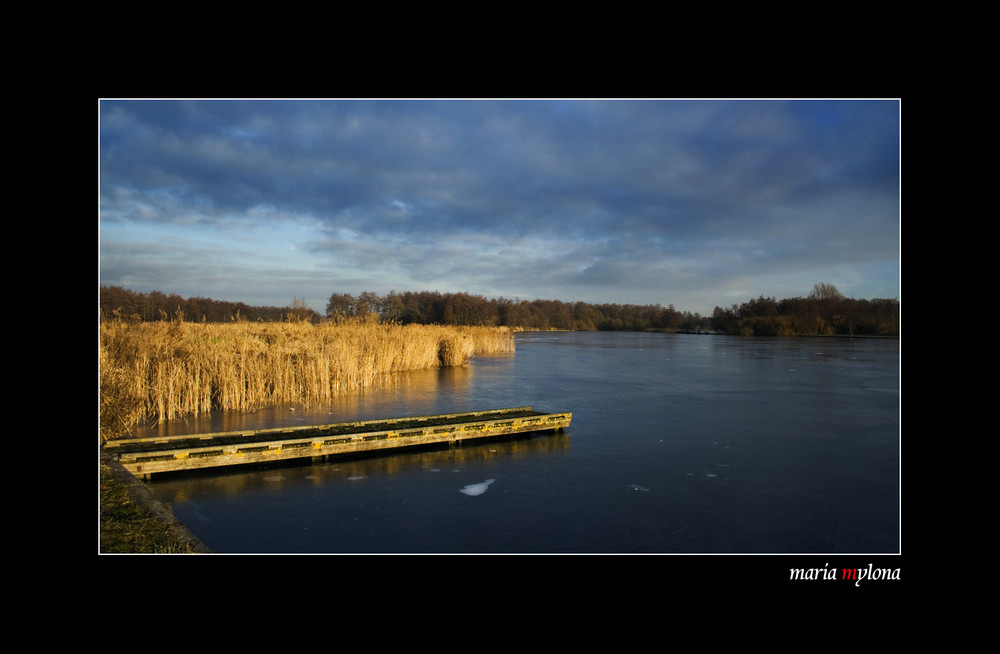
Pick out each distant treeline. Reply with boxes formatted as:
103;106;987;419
324;290;709;332
99;283;899;336
99;286;317;323
711;295;899;336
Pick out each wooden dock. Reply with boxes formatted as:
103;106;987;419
106;406;572;478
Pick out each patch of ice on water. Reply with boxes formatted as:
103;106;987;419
629;484;650;492
460;479;496;496
347;475;366;481
705;472;718;478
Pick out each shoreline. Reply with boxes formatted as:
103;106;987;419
100;453;212;554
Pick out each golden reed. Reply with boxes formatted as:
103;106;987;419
99;317;515;440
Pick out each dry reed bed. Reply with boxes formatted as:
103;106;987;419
100;319;515;439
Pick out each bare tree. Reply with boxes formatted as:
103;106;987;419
809;283;844;300
326;293;356;319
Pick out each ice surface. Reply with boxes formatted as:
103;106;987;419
460;479;496;496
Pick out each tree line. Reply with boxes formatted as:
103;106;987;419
99;283;899;336
324;290;709;332
710;284;899;336
98;286;324;323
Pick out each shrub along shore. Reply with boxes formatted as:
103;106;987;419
99;316;515;440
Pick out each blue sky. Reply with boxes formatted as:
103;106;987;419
98;99;900;316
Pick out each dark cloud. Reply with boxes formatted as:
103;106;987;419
99;99;900;314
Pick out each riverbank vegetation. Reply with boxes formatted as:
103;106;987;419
101;283;898;336
100;460;201;553
99;316;514;439
710;287;899;336
99;282;897;436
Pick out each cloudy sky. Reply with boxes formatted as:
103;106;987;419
98;99;900;316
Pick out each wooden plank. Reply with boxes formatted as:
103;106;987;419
110;408;571;477
105;406;537;448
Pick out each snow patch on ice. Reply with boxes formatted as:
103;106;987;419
460;479;496;496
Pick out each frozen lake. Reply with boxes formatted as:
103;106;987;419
143;331;900;554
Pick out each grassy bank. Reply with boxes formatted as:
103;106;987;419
100;457;209;553
100;317;515;440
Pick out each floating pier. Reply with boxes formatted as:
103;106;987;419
106;406;572;478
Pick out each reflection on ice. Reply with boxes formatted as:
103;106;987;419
460;479;496;496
